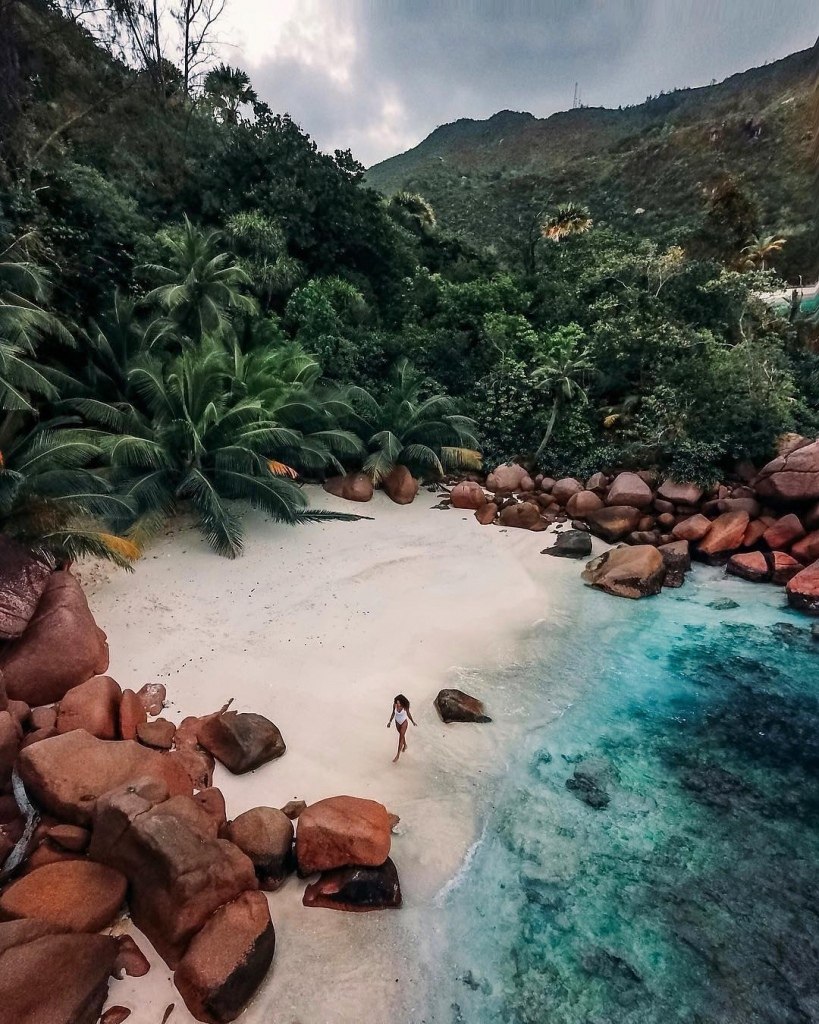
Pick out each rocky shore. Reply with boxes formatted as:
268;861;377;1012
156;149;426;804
441;435;819;611
0;552;404;1024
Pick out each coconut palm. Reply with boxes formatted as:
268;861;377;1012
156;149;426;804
0;422;138;568
532;342;595;457
141;217;256;344
350;359;480;483
0;234;73;426
541;202;593;242
109;340;359;558
203;64;258;125
740;233;786;271
387;192;437;236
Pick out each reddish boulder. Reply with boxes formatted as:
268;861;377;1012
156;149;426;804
101;1008;131;1024
303;858;402;913
606;472;652;509
551;478;584;506
29;705;57;732
585;472;609;493
137;718;176;750
47;824;90;853
0;927;118;1024
56;675;121;740
742;519;769;548
170;746;215;790
194;788;228;834
792;530;819;565
0;537;52;641
586;506;642;543
0;860;126;933
226;807;294;891
382;466;418;505
197;711;285;775
717;497;761;518
295;796;392;876
114;933;151;977
755;439;819;502
119;689;147;740
90;782;257;967
657;479;704;506
280;800;307;820
582;545;666;599
0;711;21;788
727;551;771;583
771;551;803;585
0;572;108;706
434;688;491;723
672;514;712;542
786;560;819;614
174;891;276;1024
18;730;192;825
566;490;604;517
658;540;690;588
137;683;166;716
696;511;750;562
450;481;486;509
763;514;806;551
498;503;546;531
474;502;497;525
322;472;374;503
486;464;534;493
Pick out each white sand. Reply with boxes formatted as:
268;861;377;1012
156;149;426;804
82;487;589;1024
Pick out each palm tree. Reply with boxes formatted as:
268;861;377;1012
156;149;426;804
140;218;256;344
203;64;258;125
541;202;593;242
386;192;437;236
0;234;74;442
740;233;786;271
350;359;480;483
109;340;359;558
532;341;595;458
0;422;138;568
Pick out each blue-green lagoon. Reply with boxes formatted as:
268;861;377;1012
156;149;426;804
422;565;819;1023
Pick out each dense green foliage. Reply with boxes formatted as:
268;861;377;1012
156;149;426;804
0;1;817;562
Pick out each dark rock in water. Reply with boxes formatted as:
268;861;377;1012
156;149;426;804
581;947;643;988
571;520;590;532
708;598;740;610
658;540;690;588
565;757;619;809
680;763;762;812
434;688;491;723
302;858;402;912
812;623;819;642
543;530;592;559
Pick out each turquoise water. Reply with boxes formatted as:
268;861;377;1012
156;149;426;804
426;568;819;1023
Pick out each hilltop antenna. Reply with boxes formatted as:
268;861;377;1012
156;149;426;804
572;82;580;109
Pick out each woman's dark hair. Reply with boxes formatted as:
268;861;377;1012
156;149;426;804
394;694;409;711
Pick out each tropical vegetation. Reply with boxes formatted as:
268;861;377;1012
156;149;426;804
0;0;816;565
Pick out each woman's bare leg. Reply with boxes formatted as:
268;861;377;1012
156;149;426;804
393;726;402;763
401;721;408;752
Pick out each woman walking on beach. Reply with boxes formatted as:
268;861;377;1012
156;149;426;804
387;694;416;763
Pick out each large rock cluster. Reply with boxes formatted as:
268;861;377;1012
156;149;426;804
465;447;819;611
0;542;402;1024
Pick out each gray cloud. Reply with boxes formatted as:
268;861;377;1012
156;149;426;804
221;0;818;166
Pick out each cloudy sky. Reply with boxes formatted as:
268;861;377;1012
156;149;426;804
217;1;817;167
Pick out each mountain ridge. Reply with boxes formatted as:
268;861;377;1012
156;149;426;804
366;44;818;278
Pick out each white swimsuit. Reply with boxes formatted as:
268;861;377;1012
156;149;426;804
394;709;408;726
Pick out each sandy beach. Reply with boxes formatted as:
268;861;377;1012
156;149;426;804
82;487;588;1024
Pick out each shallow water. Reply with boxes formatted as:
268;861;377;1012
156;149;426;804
424;567;819;1023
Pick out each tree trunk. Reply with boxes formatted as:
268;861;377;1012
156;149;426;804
535;398;559;459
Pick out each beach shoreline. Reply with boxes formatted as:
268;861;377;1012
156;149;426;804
83;487;588;1023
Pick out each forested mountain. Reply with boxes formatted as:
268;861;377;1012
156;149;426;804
367;46;819;280
0;2;817;564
